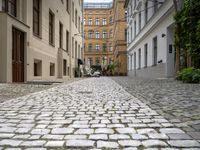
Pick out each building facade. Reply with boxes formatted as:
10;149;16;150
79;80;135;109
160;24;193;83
0;0;83;83
125;0;176;78
84;0;127;75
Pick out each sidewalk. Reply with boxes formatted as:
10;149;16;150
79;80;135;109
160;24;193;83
0;78;81;103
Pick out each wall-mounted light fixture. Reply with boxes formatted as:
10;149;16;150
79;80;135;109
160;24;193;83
162;34;166;37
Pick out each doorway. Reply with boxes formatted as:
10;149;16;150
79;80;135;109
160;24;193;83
12;28;24;82
166;25;175;77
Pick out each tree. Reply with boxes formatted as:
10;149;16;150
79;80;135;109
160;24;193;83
173;0;183;72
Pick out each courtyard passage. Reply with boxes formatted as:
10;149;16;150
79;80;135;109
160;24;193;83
0;77;200;149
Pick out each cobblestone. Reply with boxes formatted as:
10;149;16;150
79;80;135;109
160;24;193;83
0;77;199;149
0;78;81;103
97;141;119;148
112;77;200;140
66;140;95;147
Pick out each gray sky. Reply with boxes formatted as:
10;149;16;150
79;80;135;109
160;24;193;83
84;0;113;3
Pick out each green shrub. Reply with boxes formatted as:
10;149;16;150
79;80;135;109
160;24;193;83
177;67;200;83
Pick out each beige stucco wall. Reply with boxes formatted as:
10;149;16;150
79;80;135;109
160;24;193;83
0;0;83;82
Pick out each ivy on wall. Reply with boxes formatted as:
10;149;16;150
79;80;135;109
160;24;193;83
174;0;200;67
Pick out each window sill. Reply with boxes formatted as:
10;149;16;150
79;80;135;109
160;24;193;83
49;43;55;47
152;64;157;67
33;34;42;40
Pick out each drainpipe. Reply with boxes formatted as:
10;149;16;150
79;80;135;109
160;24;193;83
69;1;72;78
81;0;84;77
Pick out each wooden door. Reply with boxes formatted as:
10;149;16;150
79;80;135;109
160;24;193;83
12;28;24;82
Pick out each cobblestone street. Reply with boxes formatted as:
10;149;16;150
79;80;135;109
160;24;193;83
0;79;81;103
0;77;200;149
112;77;200;141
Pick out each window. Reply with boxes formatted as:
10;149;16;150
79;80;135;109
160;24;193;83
88;30;93;39
59;22;63;48
75;41;77;59
49;11;54;45
83;31;85;38
63;59;67;76
66;30;69;52
131;27;132;41
50;63;55;76
78;45;80;58
66;0;70;13
96;18;100;25
72;2;74;22
33;0;40;36
72;37;74;58
144;44;148;67
138;49;141;69
139;12;141;30
95;57;100;65
88;58;93;66
134;20;136;37
103;43;107;52
154;0;158;13
109;43;113;52
34;59;42;76
134;0;136;8
110;30;113;37
102;18;107;25
88;18;92;25
95;44;100;51
109;17;113;25
75;9;77;27
88;43;92;51
130;1;132;13
153;36;157;65
84;18;86;25
2;0;6;11
96;31;100;38
7;0;17;17
125;29;127;41
78;16;80;32
109;58;113;64
102;30;107;38
144;2;148;24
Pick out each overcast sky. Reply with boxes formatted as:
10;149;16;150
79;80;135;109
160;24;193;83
84;0;113;3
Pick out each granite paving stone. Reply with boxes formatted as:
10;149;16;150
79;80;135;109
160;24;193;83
97;141;119;149
118;140;141;147
66;140;95;147
112;77;200;140
168;140;200;147
0;77;199;149
45;141;65;147
142;140;168;147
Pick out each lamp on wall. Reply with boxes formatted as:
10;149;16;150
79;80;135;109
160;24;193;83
162;33;166;37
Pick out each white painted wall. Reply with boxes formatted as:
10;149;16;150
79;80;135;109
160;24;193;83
126;0;175;78
0;0;2;11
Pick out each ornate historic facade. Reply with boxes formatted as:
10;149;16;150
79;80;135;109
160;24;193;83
84;0;127;75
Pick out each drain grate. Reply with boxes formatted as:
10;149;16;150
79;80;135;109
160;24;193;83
78;91;93;94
